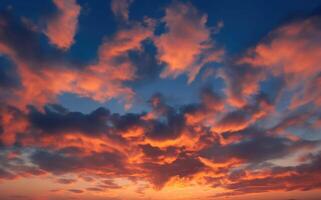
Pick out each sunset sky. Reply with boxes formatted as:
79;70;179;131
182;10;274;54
0;0;321;199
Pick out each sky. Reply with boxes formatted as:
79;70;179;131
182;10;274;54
0;0;321;199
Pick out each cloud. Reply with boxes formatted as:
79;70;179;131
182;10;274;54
219;63;266;108
0;11;65;67
218;15;321;111
0;56;20;89
30;150;81;174
68;189;84;193
0;10;154;110
213;94;272;133
140;144;178;161
0;168;16;180
45;0;81;49
211;151;321;197
154;1;223;82
111;0;133;21
56;178;77;184
0;105;28;146
0;88;320;195
240;15;321;109
30;149;125;175
201;128;318;164
183;87;224;126
144;155;206;189
28;104;110;136
240;16;321;78
0;148;46;181
99;179;122;189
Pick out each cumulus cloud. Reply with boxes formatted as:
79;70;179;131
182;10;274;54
154;1;223;82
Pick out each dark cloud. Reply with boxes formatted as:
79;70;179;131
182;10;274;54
140;144;178;160
30;150;80;174
0;11;64;68
144;155;206;189
30;149;125;175
0;168;16;180
9;195;32;200
0;147;45;181
1;87;319;194
86;187;104;192
68;189;84;193
128;40;164;84
212;152;321;197
110;93;188;141
148;92;172;115
0;56;20;89
28;105;110;135
26;97;193;142
228;136;312;162
145;93;186;141
0;105;27;146
146;112;185;141
217;109;250;127
56;178;77;184
201;131;318;164
111;112;143;132
99;179;122;189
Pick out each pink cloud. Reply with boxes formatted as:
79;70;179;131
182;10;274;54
241;16;321;78
0;12;154;110
45;0;81;49
240;16;321;109
154;1;223;82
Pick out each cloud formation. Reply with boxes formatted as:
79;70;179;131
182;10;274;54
45;0;81;49
0;1;321;200
155;1;223;82
240;16;321;109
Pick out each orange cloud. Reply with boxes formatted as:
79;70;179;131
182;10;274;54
0;105;28;146
154;1;223;82
46;0;81;50
240;16;321;109
219;16;321;110
184;88;225;126
213;103;272;134
241;16;321;78
0;13;154;110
